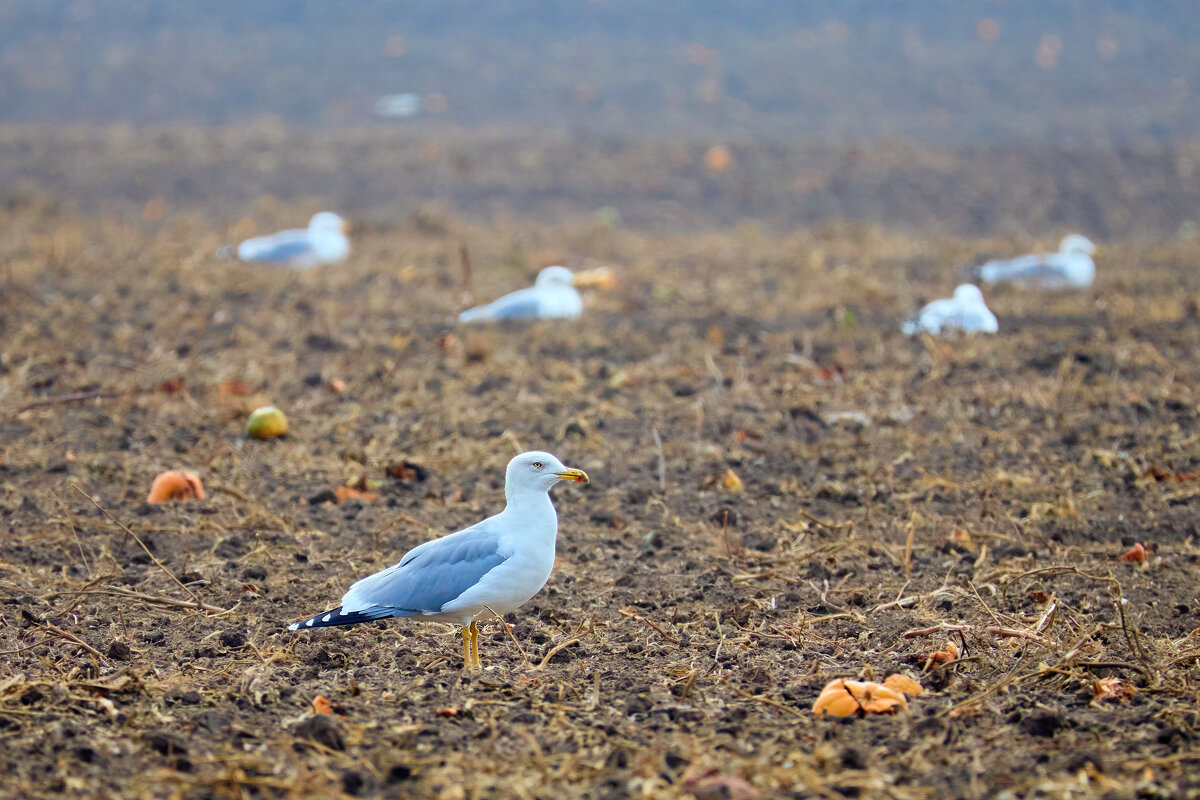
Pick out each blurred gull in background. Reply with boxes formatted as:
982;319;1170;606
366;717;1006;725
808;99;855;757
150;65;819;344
373;93;422;119
903;284;999;336
217;212;350;268
970;234;1096;289
458;265;584;323
288;451;589;670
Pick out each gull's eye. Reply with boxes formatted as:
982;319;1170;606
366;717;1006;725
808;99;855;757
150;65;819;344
531;461;543;469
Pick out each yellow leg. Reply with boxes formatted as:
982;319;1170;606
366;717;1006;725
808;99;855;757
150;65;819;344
461;626;477;671
469;619;482;668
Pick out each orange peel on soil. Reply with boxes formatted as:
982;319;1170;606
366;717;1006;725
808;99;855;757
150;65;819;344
146;471;206;503
812;678;909;717
882;673;925;695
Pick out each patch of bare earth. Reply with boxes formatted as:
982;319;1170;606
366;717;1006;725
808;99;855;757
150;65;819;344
2;208;1200;798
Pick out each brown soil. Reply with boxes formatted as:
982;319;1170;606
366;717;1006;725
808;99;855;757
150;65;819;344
2;207;1200;799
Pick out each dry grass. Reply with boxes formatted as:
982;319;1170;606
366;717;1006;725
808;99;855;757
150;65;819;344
2;203;1200;799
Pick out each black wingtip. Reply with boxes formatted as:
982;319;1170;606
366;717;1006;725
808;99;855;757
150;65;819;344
287;606;392;631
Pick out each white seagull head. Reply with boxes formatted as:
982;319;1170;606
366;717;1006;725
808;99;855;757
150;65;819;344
534;266;575;288
952;283;986;304
1059;234;1095;256
505;450;588;498
310;212;347;234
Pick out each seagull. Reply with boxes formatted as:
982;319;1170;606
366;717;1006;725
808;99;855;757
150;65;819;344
458;266;583;323
216;212;350;268
970;234;1096;289
902;284;999;336
288;451;589;670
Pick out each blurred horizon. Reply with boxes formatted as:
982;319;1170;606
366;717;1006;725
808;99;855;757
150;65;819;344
1;1;1196;145
2;1;1198;239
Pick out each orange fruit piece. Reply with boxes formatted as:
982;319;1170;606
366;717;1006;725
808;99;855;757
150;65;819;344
146;471;206;503
924;640;959;669
882;673;925;696
812;679;909;717
1118;543;1146;562
335;486;379;504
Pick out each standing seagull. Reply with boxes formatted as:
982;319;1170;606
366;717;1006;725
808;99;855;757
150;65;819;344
971;234;1096;289
458;266;583;323
217;212;350;268
288;451;589;670
902;284;999;336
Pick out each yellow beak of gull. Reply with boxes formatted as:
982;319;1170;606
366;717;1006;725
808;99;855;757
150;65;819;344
555;468;589;484
572;267;616;289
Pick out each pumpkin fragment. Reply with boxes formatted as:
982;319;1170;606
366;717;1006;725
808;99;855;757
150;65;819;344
812;678;909;717
334;486;379;504
146;471;206;503
1117;542;1146;563
924;640;959;669
882;673;925;696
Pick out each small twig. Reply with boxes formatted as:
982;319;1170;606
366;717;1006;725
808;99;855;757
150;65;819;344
872;595;918;613
501;430;524;456
1111;580;1149;662
903;515;915;578
481;604;530;666
71;485;204;608
617;606;680;643
651;428;666;492
901;622;1053;649
1000;565;1117;597
903;624;970;638
459;243;474;296
1074;660;1155;679
722;680;805;718
49;586;232;616
49;490;93;580
208;483;251;503
0;638;55;656
381;337;418;383
984;626;1055;649
797;508;853;532
1033;601;1057;635
534;637;581;670
968;581;1005;627
38;624;107;662
14;390;121;412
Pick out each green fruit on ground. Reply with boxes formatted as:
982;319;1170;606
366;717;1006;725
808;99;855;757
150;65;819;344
247;406;289;440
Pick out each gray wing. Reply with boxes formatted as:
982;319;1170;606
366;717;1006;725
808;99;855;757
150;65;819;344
488;296;544;320
238;230;314;264
980;254;1070;285
460;287;544;322
340;523;507;615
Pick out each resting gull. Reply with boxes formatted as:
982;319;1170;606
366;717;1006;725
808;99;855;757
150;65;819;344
217;212;350;268
970;234;1096;289
902;284;998;336
288;451;589;670
458;266;583;323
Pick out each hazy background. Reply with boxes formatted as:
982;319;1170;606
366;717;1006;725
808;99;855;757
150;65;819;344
2;1;1197;237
